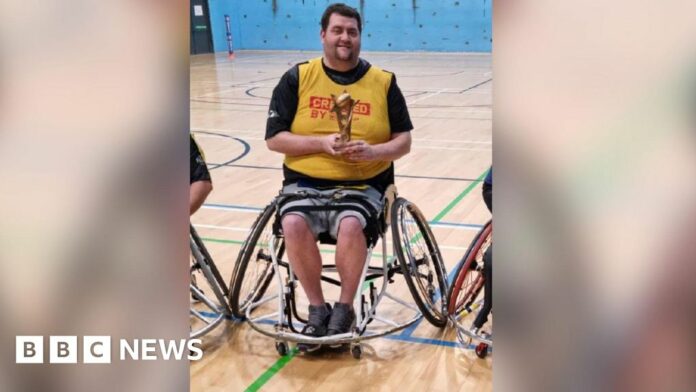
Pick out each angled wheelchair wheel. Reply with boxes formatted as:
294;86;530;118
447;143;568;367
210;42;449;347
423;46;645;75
190;225;231;338
448;220;491;316
391;197;448;328
228;202;281;319
190;225;229;298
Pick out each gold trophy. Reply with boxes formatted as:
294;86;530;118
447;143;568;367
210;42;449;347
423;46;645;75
330;91;360;144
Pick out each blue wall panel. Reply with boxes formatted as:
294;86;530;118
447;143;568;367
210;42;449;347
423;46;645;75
208;0;491;53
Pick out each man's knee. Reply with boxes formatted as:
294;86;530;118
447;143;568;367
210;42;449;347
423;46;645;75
281;214;311;238
337;216;365;240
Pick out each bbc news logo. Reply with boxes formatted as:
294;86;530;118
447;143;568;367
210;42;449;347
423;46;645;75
16;336;203;364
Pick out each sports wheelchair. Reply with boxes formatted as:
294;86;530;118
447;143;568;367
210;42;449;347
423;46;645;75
228;185;448;359
190;224;232;338
447;219;492;359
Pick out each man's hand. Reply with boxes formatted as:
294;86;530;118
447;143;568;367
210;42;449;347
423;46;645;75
267;131;410;160
322;133;344;156
342;140;377;161
338;132;411;162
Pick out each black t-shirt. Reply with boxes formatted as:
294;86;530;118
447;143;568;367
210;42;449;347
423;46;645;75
190;134;211;184
265;58;413;192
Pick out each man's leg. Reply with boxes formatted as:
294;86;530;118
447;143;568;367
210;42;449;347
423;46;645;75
282;213;331;352
473;245;492;330
281;214;325;306
325;216;366;338
334;216;367;306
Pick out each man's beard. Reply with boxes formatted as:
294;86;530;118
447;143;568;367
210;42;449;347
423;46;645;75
335;46;357;62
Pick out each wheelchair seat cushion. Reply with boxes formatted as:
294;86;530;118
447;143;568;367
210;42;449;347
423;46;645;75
276;183;385;246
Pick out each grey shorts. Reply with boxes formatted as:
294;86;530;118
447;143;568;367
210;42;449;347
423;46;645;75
279;183;383;240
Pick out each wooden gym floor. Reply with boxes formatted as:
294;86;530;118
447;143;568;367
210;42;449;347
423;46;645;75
189;50;492;391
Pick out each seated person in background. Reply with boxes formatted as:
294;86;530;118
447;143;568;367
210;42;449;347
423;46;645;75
472;167;492;335
190;134;213;215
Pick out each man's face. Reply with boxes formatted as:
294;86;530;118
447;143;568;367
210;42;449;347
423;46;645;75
321;13;361;64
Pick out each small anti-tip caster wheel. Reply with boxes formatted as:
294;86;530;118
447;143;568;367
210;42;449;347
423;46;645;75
475;342;489;359
351;344;362;359
276;341;288;356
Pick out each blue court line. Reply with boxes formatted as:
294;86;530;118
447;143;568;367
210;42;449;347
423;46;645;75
204;202;262;211
195;249;490;354
397;257;464;338
201;202;483;229
195;263;490;353
197;310;243;322
385;334;491;352
432;222;485;229
196;311;477;350
384;334;461;348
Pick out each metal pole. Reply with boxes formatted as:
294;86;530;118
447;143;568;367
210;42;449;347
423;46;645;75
224;15;235;59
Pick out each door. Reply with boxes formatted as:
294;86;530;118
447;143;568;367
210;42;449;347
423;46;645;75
190;0;213;54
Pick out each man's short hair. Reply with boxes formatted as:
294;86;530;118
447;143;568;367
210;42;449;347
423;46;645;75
320;3;362;33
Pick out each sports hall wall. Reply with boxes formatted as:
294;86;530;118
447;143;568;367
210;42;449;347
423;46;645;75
207;0;492;52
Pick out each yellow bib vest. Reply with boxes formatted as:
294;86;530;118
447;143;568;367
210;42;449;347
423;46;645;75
285;58;393;181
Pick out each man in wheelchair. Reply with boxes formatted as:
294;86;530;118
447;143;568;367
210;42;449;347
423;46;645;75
264;3;413;352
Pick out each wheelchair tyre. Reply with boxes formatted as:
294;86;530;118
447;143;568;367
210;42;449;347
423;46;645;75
190;225;229;298
447;220;492;315
228;203;280;319
391;197;448;328
475;342;489;359
351;344;362;359
275;341;288;356
190;225;232;338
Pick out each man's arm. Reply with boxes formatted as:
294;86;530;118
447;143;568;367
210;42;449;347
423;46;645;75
190;134;212;215
190;180;213;215
266;131;343;157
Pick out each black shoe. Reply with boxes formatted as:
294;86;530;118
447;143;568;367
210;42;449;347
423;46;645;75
327;302;356;336
297;303;331;353
326;303;356;349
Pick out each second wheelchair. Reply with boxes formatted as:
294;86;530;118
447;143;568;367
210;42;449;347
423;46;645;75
447;219;492;359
